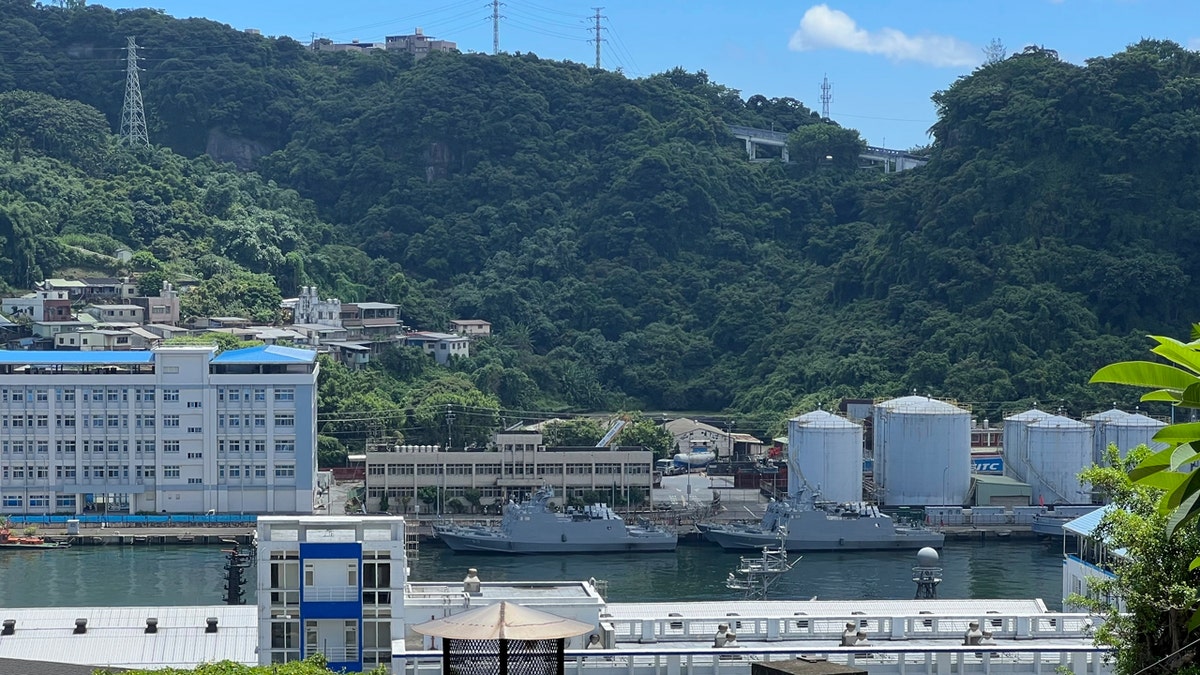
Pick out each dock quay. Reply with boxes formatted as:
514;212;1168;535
34;526;256;547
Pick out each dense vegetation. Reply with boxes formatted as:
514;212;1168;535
0;2;1194;443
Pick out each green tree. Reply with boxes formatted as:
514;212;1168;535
317;435;347;468
164;332;261;353
135;268;169;296
613;413;674;459
181;270;283;324
543;418;605;447
787;122;866;170
1075;447;1200;675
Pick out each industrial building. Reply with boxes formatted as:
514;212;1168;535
872;396;971;506
786;410;862;503
364;431;654;513
0;345;319;515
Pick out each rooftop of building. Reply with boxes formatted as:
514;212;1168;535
0;606;256;670
407;331;467;341
210;345;317;365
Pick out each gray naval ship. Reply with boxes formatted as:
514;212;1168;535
434;486;678;554
701;489;944;551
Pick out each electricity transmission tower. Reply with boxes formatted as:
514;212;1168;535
819;74;832;120
491;0;504;54
589;7;606;69
120;36;149;147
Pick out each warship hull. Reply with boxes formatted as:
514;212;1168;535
436;529;677;554
703;523;944;551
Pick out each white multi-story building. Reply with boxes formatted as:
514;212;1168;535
0;345;319;515
256;516;406;672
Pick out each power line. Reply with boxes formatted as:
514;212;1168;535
604;17;641;76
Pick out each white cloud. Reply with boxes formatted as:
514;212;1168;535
788;5;978;67
1189;37;1200;51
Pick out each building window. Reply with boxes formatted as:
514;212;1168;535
2;496;22;508
162;389;180;401
254;388;266;401
255;414;266;428
275;415;295;427
275;441;295;454
163;466;180;478
163;441;180;453
274;388;295;401
56;495;76;509
162;415;180;427
275;464;295;478
187;452;203;459
62;389;76;402
187;477;203;484
187;401;202;408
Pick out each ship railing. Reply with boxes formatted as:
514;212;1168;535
605;613;1098;643
393;643;1112;675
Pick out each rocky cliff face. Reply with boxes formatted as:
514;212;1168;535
206;128;270;169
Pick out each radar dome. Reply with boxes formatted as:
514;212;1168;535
917;547;940;567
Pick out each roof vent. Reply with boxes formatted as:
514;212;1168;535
145;618;158;634
205;617;218;633
2;619;14;635
74;618;88;634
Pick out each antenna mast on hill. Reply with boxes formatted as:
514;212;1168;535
491;0;504;54
590;7;606;69
120;37;149;147
819;73;832;120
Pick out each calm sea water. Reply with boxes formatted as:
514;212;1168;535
0;539;1064;610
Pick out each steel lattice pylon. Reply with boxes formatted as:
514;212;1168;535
120;36;149;147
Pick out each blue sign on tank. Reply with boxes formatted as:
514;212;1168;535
971;456;1004;474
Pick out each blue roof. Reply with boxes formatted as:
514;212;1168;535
1063;504;1116;538
0;351;155;365
211;345;317;365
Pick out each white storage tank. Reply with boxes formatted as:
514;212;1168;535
1025;414;1093;505
1084;408;1132;466
1105;412;1167;460
787;410;863;504
873;396;971;506
1003;408;1052;484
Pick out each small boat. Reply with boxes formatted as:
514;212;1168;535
435;486;677;554
0;528;68;549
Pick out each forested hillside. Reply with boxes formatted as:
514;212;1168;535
0;1;1193;430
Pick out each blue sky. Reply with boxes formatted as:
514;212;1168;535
100;1;1200;150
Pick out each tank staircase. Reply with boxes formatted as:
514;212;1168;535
405;529;420;561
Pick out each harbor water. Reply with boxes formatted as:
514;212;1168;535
0;539;1064;609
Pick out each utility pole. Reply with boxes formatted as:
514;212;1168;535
120;37;149;147
590;7;606;69
819;74;832;120
445;405;456;451
491;0;504;55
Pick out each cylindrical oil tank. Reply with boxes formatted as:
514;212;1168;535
1084;408;1132;466
1025;415;1093;505
1003;409;1052;484
872;396;971;506
787;410;863;503
1105;413;1167;459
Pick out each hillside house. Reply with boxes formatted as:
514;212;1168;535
83;304;146;324
129;281;181;325
449;319;492;338
405;331;469;364
1;290;73;323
